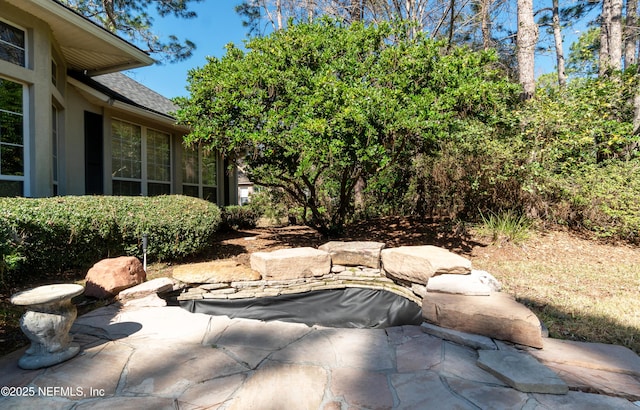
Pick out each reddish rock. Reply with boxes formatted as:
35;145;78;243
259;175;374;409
84;256;146;298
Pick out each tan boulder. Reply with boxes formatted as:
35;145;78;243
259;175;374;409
250;247;331;280
421;292;543;348
117;277;176;301
318;241;385;268
172;260;261;284
84;256;146;299
381;245;471;285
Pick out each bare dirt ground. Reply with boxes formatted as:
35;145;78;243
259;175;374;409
2;217;639;356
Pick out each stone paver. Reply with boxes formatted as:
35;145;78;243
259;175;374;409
1;304;639;409
477;350;568;394
421;322;497;350
446;378;530;409
331;367;393;409
530;338;640;377
390;371;476;409
226;361;327;410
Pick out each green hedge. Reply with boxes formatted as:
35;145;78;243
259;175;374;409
0;196;221;281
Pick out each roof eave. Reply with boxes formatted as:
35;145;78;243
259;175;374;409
38;0;154;66
68;76;189;132
9;0;154;72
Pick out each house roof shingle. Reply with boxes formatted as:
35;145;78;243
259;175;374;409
93;72;179;117
70;71;178;119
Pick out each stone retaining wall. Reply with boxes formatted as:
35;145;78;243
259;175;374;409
169;241;544;348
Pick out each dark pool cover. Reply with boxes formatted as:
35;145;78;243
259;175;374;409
179;287;423;329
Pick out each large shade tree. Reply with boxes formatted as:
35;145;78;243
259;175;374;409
60;0;201;62
174;19;518;233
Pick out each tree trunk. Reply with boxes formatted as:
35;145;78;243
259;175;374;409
479;0;493;50
634;91;640;135
517;0;538;100
600;0;612;75
448;0;456;50
610;0;623;68
552;0;567;87
600;0;623;74
276;0;283;30
624;0;638;68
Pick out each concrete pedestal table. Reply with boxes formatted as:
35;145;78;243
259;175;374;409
10;284;84;370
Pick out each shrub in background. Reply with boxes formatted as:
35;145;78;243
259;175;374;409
542;161;640;242
0;196;221;284
221;205;262;230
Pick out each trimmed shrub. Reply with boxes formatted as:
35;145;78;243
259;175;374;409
221;205;261;230
0;196;221;282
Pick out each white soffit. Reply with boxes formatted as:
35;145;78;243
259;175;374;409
6;0;154;74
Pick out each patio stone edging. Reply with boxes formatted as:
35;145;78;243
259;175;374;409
168;241;544;349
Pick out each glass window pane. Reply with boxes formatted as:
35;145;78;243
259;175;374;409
0;21;25;66
0;78;23;180
147;129;170;182
0;180;22;197
112;180;141;196
202;152;217;186
111;120;141;179
203;187;217;203
182;148;198;184
182;185;199;198
0;111;22;145
1;145;23;175
148;182;170;196
0;79;23;114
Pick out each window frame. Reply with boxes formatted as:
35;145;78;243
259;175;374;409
51;104;59;195
0;18;27;68
0;76;27;196
110;118;173;196
182;146;218;202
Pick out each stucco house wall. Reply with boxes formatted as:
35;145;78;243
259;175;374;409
0;0;237;205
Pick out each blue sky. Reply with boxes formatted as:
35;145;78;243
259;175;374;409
125;2;594;100
126;1;248;99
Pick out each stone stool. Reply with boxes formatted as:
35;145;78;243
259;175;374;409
10;284;84;370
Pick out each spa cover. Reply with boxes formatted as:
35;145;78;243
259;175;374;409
179;288;422;329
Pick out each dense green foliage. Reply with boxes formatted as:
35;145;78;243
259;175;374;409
173;18;639;243
221;205;261;230
513;70;640;241
0;196;221;284
176;19;519;234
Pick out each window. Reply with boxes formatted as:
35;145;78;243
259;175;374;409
146;129;171;196
182;147;217;202
112;120;142;195
0;78;24;196
52;106;58;195
0;20;25;67
111;119;172;196
240;187;250;205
